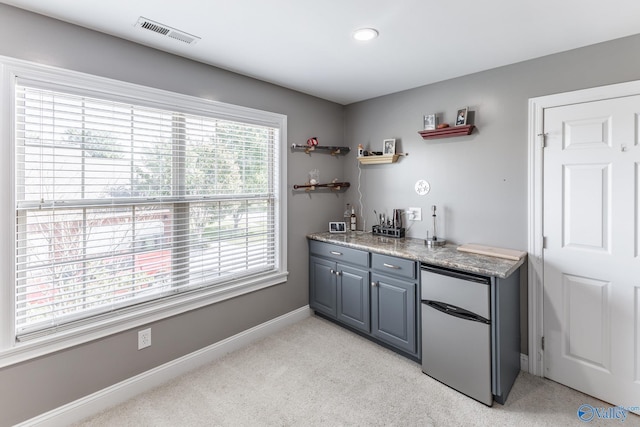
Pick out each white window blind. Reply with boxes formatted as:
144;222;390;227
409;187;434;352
14;80;280;339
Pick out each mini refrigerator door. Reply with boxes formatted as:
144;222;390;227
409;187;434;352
421;301;492;406
421;266;493;406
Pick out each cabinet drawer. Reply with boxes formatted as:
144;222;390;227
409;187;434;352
309;240;369;267
372;253;416;280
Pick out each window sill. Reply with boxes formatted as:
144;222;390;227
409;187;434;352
0;271;288;368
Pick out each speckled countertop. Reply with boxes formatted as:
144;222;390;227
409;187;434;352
307;231;526;279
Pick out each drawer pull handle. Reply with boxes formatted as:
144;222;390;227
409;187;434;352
330;251;343;256
383;263;400;269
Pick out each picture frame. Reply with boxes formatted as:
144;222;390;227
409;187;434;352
455;107;468;126
329;221;346;233
423;114;437;130
383;138;396;155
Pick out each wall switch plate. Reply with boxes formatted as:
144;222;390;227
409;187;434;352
407;207;422;221
138;328;151;350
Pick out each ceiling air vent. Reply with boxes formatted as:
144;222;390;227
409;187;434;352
135;17;200;45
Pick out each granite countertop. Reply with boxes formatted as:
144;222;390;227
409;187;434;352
307;231;526;279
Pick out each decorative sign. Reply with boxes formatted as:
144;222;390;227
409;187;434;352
415;179;430;196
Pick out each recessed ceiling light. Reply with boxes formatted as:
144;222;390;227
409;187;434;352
353;28;379;41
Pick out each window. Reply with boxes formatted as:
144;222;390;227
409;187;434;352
1;58;287;358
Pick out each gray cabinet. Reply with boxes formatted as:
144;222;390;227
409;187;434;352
371;253;418;355
309;240;420;359
309;241;370;334
337;264;370;332
371;273;416;355
309;256;338;318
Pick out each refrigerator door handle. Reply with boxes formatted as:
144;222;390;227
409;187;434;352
425;300;490;325
421;264;489;284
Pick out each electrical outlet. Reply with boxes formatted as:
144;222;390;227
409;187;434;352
407;207;422;221
138;328;151;350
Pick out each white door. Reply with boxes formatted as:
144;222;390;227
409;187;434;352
543;95;640;409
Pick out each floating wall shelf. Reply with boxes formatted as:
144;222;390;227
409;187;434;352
357;154;402;165
293;181;350;192
291;144;351;155
418;125;476;140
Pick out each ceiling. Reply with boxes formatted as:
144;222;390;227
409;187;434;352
3;0;640;105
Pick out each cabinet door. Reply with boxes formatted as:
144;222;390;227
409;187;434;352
309;256;337;318
337;264;370;333
371;273;416;354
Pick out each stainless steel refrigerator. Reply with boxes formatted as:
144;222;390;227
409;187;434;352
420;264;520;406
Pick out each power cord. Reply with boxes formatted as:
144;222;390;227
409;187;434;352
357;158;366;232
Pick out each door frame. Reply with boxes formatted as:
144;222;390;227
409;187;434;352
527;79;640;377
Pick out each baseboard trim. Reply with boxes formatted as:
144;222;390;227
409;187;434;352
520;353;529;372
19;306;312;427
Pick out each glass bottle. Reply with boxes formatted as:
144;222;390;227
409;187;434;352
344;203;351;220
350;206;357;231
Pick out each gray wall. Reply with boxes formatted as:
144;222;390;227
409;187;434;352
344;33;640;356
0;5;348;425
345;35;640;247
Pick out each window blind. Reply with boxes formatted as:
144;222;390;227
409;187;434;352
14;81;279;338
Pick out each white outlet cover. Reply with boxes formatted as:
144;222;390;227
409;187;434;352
415;179;430;196
408;207;422;221
138;328;151;350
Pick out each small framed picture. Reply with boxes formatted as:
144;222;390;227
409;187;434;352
329;221;346;233
383;139;396;155
455;107;468;126
424;114;437;130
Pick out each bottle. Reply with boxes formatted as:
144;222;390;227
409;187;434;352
357;144;364;157
350;206;357;231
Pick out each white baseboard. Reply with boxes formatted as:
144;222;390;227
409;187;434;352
520;353;529;372
19;306;312;427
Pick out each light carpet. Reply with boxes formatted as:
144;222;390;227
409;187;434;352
75;315;640;426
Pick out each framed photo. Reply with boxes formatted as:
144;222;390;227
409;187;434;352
329;221;346;233
423;114;437;130
455;107;468;126
383;138;396;155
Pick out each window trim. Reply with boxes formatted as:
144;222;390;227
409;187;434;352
0;56;288;368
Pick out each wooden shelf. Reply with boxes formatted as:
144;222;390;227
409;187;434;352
357;154;400;165
291;144;351;155
418;125;476;140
